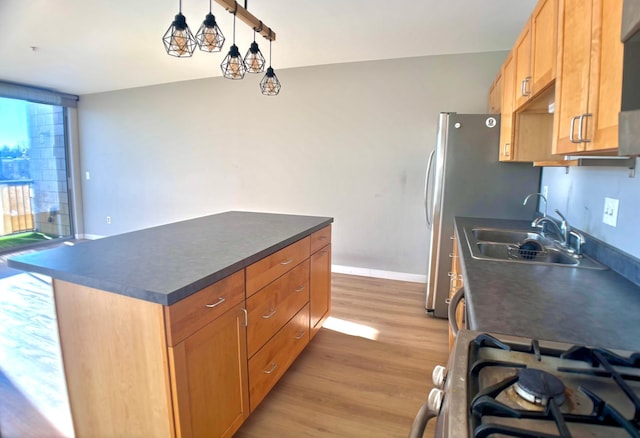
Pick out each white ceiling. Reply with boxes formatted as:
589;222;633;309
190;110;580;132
0;0;537;96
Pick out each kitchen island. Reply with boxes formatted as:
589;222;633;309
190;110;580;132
454;216;640;351
8;211;333;438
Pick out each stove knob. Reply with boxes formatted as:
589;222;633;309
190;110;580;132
432;365;447;388
427;388;444;413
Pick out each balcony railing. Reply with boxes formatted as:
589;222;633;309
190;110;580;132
0;180;35;236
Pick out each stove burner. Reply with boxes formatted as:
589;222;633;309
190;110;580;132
513;368;566;406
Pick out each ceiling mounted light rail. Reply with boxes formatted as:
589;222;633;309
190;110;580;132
162;0;280;94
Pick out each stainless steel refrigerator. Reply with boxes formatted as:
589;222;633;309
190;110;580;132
424;113;540;318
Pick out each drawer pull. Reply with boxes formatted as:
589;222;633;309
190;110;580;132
295;331;306;340
262;308;277;319
319;250;328;256
295;285;305;292
280;259;293;265
264;362;278;374
319;236;328;241
205;297;226;308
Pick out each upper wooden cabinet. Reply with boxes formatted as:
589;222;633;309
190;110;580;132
553;0;624;154
514;0;558;109
488;71;503;114
499;53;516;161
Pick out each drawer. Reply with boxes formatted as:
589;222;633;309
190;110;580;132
164;271;245;346
248;303;309;412
310;225;332;254
246;260;309;358
246;237;310;297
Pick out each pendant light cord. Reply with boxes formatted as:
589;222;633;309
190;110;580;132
208;0;212;13
178;0;182;13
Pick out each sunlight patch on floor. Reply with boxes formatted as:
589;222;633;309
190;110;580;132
322;316;380;340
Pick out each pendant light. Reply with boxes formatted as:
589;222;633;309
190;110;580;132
162;0;197;57
195;0;225;52
244;28;266;73
220;10;246;80
260;36;281;96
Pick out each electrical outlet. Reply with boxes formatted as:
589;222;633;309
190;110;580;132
542;185;549;199
106;216;111;224
602;197;619;227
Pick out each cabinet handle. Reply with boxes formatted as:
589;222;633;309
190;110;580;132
280;259;293;265
205;297;226;308
295;285;305;292
520;76;531;97
319;236;328;241
242;308;248;327
579;113;592;143
503;143;510;157
569;115;581;143
449;253;457;258
450;235;456;240
295;331;306;340
319;250;328;256
264;362;278;374
262;308;277;319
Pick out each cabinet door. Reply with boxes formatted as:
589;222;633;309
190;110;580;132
169;304;249;438
588;0;623;152
488;71;502;114
499;53;516;161
531;0;558;94
514;23;533;109
310;244;331;339
555;0;596;154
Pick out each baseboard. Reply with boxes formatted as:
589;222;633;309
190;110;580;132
331;265;426;284
78;234;104;240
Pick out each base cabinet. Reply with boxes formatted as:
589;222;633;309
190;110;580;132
169;304;249;438
52;227;333;438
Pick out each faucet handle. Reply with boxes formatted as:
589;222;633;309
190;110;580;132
554;209;566;222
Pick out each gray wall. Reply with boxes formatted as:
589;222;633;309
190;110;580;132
77;51;507;276
541;164;640;259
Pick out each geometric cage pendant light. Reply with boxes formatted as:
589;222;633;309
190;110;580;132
196;0;225;52
244;29;266;73
220;10;246;80
162;0;197;57
260;36;281;96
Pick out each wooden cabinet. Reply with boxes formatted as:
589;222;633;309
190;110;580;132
488;71;502;114
447;234;464;350
514;0;558;109
310;226;332;339
513;23;533;109
169;304;249;438
553;0;623;154
52;229;332;438
499;53;516;161
248;304;309;411
246;260;309;357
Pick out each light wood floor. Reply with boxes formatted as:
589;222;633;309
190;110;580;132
0;273;448;438
235;273;449;438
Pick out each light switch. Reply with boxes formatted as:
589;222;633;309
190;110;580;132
603;197;619;227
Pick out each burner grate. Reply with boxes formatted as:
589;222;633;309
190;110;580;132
468;334;640;438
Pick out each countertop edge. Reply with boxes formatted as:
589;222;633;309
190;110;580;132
8;215;333;306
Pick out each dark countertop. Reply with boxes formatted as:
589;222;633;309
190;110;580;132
455;216;640;351
8;211;333;305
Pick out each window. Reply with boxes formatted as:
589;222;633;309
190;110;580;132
0;95;74;252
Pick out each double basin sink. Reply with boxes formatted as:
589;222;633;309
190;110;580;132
464;227;607;270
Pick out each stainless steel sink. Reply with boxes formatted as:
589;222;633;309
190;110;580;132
465;227;607;270
471;228;545;244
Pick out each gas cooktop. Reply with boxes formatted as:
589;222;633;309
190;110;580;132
427;330;640;437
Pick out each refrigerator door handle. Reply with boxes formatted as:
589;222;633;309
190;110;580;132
424;149;436;228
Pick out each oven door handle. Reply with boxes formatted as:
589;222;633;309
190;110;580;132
408;399;438;438
447;287;465;338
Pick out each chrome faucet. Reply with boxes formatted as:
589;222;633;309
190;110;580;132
523;193;548;217
531;209;585;255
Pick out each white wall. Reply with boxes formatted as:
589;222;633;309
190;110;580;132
78;52;507;276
